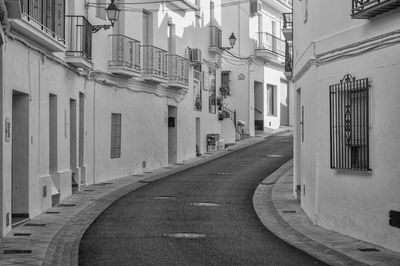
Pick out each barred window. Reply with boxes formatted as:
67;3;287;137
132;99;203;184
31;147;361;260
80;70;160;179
111;113;121;159
329;74;370;171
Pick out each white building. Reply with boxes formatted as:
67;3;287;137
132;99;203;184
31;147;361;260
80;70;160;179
220;0;293;138
292;0;400;252
0;0;230;237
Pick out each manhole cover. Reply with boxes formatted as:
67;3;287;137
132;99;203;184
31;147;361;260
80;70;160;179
189;202;221;207
152;196;175;200
162;233;206;239
265;154;284;158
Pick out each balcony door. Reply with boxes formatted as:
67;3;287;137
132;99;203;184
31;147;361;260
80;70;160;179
142;11;151;45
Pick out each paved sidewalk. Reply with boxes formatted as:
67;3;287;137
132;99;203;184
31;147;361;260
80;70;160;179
253;160;400;266
0;127;291;266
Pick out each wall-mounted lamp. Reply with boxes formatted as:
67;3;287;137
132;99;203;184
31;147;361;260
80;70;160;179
220;33;237;51
92;0;121;33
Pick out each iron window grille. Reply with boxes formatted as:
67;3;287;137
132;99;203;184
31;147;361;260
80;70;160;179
111;113;121;159
329;74;370;171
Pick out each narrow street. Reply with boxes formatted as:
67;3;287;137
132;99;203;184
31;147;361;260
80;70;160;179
79;135;326;265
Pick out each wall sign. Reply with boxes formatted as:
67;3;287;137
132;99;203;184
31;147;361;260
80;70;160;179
238;73;245;80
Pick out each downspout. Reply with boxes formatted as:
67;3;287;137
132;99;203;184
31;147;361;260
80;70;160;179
92;80;96;184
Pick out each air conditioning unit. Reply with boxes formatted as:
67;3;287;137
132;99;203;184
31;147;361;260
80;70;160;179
190;48;202;64
250;0;261;16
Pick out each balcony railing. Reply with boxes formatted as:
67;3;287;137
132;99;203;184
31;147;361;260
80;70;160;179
352;0;400;19
285;41;293;73
209;25;222;49
256;32;285;57
283;13;293;29
66;16;92;61
109;34;141;71
168;54;189;86
141;45;168;79
19;0;65;43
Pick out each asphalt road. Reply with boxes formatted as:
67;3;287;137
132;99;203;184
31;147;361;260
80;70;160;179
79;135;327;265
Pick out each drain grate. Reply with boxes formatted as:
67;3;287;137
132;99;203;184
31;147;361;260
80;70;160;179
261;182;275;186
24;223;46;227
162;233;206;239
93;182;113;186
144;171;153;174
282;210;297;214
4;249;32;254
45;211;60;214
83;189;94;192
175;163;185;165
13;233;31;236
163;167;174;169
358;248;380;252
58;203;76;207
189;202;221;207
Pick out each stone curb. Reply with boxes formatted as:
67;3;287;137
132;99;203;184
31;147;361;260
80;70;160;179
0;127;292;266
253;160;400;266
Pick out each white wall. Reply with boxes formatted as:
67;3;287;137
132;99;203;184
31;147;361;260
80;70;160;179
293;0;400;252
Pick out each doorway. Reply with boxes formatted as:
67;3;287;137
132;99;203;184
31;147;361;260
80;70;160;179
168;106;177;164
70;99;78;193
196;118;201;156
79;93;85;185
280;81;289;126
49;94;59;206
254;81;264;131
12;91;30;225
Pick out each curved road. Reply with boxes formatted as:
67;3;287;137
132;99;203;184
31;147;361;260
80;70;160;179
79;135;326;265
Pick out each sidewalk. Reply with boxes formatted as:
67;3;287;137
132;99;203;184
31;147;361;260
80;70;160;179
253;160;400;266
0;127;291;266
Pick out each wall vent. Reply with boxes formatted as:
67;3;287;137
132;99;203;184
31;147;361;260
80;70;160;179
389;210;400;228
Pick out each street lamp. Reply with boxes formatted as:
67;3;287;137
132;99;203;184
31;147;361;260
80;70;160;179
221;32;237;51
92;0;121;33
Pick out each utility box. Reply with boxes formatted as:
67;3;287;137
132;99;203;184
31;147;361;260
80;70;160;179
207;134;220;152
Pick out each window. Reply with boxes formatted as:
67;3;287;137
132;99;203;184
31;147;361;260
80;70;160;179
220;71;230;96
111;113;121;159
267;84;276;116
329;74;370;170
96;0;107;19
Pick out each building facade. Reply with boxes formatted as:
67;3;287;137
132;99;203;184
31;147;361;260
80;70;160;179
221;0;293;137
292;0;400;252
0;0;229;237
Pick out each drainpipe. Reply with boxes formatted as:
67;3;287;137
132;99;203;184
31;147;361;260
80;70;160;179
92;80;96;184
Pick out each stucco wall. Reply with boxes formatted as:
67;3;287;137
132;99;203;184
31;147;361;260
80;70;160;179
293;0;400;252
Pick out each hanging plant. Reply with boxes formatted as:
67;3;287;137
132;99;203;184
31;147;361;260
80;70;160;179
0;0;9;33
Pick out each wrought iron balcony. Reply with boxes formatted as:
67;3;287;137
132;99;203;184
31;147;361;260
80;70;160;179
6;0;66;51
65;16;93;69
255;32;285;61
172;0;199;10
141;45;168;83
209;25;223;54
167;54;189;90
284;41;293;80
352;0;400;19
109;34;141;77
282;13;293;41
